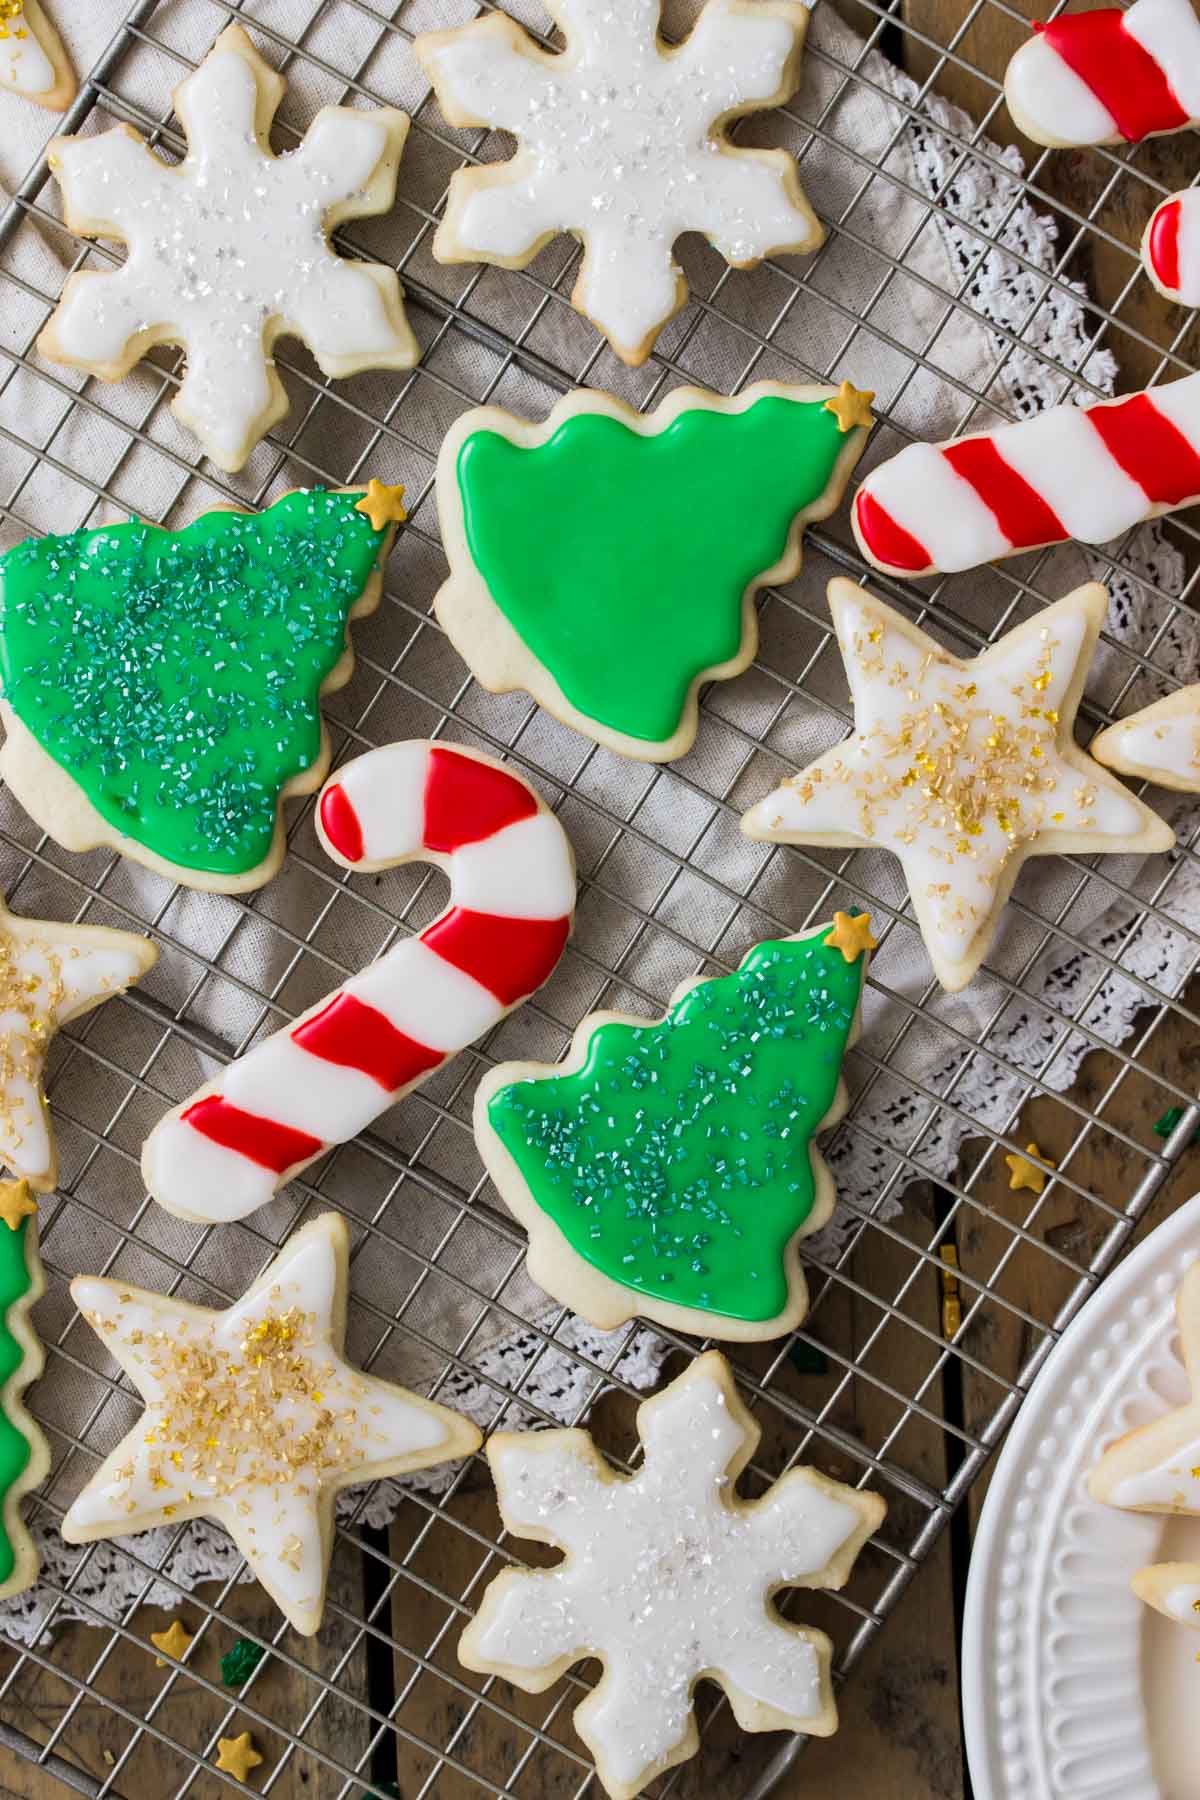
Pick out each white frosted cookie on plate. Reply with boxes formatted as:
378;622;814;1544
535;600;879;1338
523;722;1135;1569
460;1351;886;1800
414;0;823;366
1092;684;1200;793
39;25;417;471
741;579;1175;992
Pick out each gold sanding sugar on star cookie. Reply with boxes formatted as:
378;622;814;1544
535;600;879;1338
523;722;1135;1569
824;381;875;433
355;479;408;531
1004;1142;1055;1193
824;910;878;962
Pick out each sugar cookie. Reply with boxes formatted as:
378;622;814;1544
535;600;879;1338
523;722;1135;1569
1005;0;1200;148
460;1351;886;1800
414;0;822;366
0;485;403;893
435;381;872;760
144;740;576;1225
741;580;1174;992
0;2;73;110
63;1214;482;1636
39;25;417;471
1092;684;1200;792
1143;190;1200;307
852;372;1200;578
0;1184;47;1601
475;922;869;1341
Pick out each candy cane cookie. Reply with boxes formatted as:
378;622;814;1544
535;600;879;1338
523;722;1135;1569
1092;685;1200;791
852;371;1200;578
143;742;576;1225
1005;0;1200;148
1143;190;1200;306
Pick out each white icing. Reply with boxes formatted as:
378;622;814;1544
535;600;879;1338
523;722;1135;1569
46;39;413;470
1109;714;1200;787
860;440;1009;571
144;743;576;1224
0;917;147;1182
1162;1582;1200;1624
464;1363;864;1793
1001;404;1152;542
62;1217;468;1634
0;6;54;96
1004;35;1118;146
1111;1436;1200;1509
1123;0;1200;119
1138;368;1200;445
743;594;1146;976
419;0;816;358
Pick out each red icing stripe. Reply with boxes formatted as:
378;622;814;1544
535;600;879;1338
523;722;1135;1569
423;746;537;853
854;490;931;573
182;1096;321;1174
1085;391;1200;506
424;907;569;1005
942;437;1066;550
1148;198;1183;293
1035;14;1189;143
320;782;364;864
292;992;444;1093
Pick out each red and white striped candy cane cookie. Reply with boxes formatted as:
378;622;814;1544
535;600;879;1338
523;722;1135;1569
852;371;1200;579
1005;0;1200;147
1143;189;1200;307
142;741;576;1224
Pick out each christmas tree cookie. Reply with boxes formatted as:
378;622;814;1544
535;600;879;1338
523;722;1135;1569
0;2;74;111
435;382;873;761
0;484;406;892
0;1181;48;1601
474;921;871;1341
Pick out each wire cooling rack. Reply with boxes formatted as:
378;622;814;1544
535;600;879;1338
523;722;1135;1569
0;1;1198;1795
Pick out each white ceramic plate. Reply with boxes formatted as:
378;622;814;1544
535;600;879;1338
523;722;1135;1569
963;1191;1200;1800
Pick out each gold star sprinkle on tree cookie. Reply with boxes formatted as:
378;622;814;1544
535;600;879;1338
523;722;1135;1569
742;579;1174;991
824;381;875;434
355;479;408;530
63;1215;481;1635
0;1180;36;1232
823;910;878;963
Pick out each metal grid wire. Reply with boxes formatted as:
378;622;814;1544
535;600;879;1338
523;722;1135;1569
0;0;1197;1794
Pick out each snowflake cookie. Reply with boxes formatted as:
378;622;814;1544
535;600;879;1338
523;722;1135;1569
461;1351;885;1800
414;0;822;366
475;922;870;1342
39;25;417;471
63;1214;481;1636
0;900;155;1190
1092;683;1200;794
1089;1262;1200;1634
435;381;872;760
0;1184;48;1602
0;484;404;893
741;580;1174;992
0;2;74;110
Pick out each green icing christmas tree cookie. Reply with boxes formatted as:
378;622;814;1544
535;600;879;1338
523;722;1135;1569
0;481;407;892
435;382;874;762
0;1182;48;1600
474;915;875;1342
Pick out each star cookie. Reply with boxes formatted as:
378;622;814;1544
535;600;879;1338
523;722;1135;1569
1092;684;1200;794
741;579;1174;991
63;1214;481;1635
460;1351;885;1800
39;25;417;471
415;0;822;365
0;2;73;110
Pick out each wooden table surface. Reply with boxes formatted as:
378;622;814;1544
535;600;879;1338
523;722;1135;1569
4;5;1200;1796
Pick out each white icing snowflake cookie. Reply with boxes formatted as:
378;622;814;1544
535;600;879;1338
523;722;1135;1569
0;899;155;1190
39;25;418;472
1089;1263;1200;1634
414;0;822;366
1092;683;1200;793
0;2;73;110
741;579;1175;992
62;1214;481;1637
460;1351;885;1800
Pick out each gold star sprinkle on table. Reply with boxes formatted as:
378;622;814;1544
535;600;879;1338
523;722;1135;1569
215;1731;263;1783
149;1618;193;1666
1005;1142;1055;1194
824;380;875;434
0;1179;36;1232
824;910;878;964
355;479;408;531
